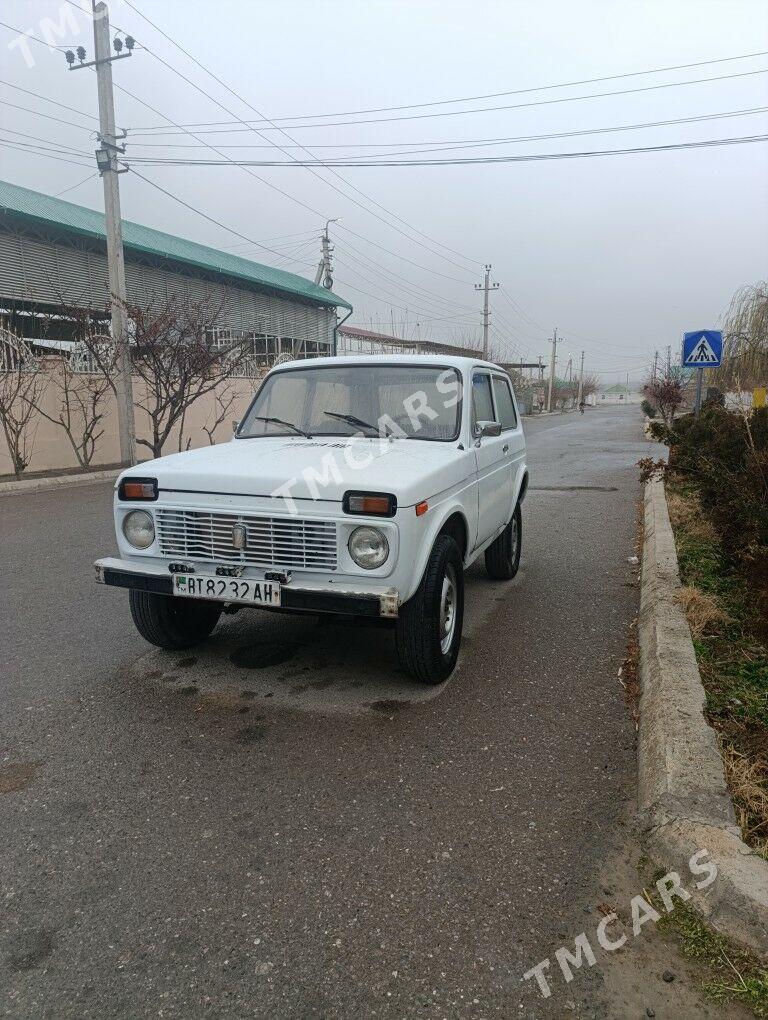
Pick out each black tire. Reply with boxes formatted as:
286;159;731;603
129;589;222;650
484;502;522;580
395;534;464;685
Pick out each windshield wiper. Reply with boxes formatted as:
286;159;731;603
323;410;391;436
249;415;312;438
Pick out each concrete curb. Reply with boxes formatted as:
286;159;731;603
638;476;768;955
0;467;119;496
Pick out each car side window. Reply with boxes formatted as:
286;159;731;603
492;375;518;430
471;372;495;427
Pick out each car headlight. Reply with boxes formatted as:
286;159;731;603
122;509;155;550
348;526;389;569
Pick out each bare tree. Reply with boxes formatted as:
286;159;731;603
0;333;46;477
643;371;685;427
29;314;116;470
125;293;250;459
202;380;240;445
580;373;599;400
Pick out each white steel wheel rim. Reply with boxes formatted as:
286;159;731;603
439;564;458;654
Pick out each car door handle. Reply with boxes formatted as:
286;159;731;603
503;444;509;453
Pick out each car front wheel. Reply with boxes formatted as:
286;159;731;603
129;590;222;650
484;502;522;580
395;534;464;684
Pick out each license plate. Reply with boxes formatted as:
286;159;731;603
172;574;281;606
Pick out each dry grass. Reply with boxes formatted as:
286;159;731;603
677;585;733;638
667;490;718;542
723;744;768;858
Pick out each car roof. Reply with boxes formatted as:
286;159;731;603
269;353;503;373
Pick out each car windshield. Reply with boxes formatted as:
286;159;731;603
238;364;462;441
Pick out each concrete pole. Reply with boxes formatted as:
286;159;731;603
475;264;498;359
546;328;558;412
93;1;135;465
481;265;490;357
577;350;585;404
315;218;337;288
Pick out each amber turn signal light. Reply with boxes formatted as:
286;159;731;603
343;491;396;517
118;477;158;501
415;501;429;517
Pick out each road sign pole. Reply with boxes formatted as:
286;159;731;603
694;368;704;417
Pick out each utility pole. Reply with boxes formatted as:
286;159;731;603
314;218;337;289
546;327;558;412
666;345;671;376
652;350;659;380
68;2;136;465
577;350;585;405
474;264;499;358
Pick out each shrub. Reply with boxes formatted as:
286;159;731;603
660;407;768;572
641;398;657;419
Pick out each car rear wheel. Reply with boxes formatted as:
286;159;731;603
484;502;522;580
129;590;222;650
395;534;464;684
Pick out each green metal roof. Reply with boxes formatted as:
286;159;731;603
0;179;352;311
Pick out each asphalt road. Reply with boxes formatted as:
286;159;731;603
1;408;702;1018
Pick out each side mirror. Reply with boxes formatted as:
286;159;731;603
473;420;502;444
232;419;240;435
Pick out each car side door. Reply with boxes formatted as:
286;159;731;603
491;372;525;516
471;369;511;548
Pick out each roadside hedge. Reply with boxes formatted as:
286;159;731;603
651;407;768;576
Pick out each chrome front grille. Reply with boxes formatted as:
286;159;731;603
156;509;337;571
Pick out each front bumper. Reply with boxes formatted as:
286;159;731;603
94;557;400;618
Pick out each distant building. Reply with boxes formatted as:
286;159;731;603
0;179;351;372
590;382;641;405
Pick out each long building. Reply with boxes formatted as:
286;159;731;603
0;179;351;367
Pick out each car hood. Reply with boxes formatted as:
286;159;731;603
126;437;466;506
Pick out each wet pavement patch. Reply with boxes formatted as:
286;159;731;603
6;929;55;971
176;685;199;696
0;762;39;794
175;656;198;669
236;726;266;745
230;641;300;669
369;699;410;714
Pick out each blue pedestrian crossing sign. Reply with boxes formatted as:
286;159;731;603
683;330;722;367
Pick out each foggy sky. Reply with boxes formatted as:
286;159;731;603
2;0;767;383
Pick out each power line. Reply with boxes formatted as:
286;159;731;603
0;98;96;132
0;139;92;167
129;48;768;128
0;19;72;50
335;256;472;321
123;106;768;157
334;224;470;284
0;125;92;156
116;0;482;275
335;238;477;313
53;171;100;197
122;132;768;166
130;67;768;135
127;166;321;264
0;78;99;123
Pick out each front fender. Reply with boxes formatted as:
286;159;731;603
398;500;472;604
